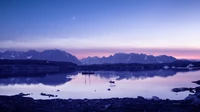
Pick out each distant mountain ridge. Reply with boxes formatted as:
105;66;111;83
0;49;81;65
81;53;177;65
0;49;178;65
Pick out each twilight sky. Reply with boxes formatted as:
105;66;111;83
0;0;200;59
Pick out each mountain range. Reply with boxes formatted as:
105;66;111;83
81;53;177;64
0;49;81;65
0;49;177;65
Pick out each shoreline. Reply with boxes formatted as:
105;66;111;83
0;95;200;112
1;59;200;78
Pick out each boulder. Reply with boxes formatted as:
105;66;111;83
152;96;160;100
185;94;200;105
137;96;145;100
192;80;200;85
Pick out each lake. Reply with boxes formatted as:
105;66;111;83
0;70;199;100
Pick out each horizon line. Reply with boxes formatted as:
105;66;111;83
0;48;200;60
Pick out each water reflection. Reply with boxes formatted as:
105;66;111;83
95;70;178;80
0;70;199;100
0;70;180;86
0;72;77;86
90;69;197;81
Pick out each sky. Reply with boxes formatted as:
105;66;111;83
0;0;200;59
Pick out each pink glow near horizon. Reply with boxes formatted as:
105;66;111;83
0;47;199;60
75;52;200;60
66;48;200;60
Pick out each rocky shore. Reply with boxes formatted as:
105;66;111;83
1;59;200;78
0;60;77;78
172;80;200;106
0;95;200;112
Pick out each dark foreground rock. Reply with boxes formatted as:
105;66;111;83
0;96;200;112
193;80;200;85
40;93;58;98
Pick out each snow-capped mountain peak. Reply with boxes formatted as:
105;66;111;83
80;53;177;65
0;49;81;65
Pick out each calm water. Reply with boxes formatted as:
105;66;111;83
0;70;199;100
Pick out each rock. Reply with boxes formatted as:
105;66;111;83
84;99;88;102
152;96;160;100
195;86;200;92
172;87;194;93
192;80;200;85
166;98;170;101
14;93;30;97
185;94;200;105
56;89;60;92
0;95;200;111
40;93;57;97
107;88;111;91
163;66;169;69
185;94;195;101
137;96;145;100
109;80;115;84
104;104;111;109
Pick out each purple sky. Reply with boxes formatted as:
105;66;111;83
0;0;200;59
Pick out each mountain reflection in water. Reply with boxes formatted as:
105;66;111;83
0;72;77;86
0;70;199;100
0;70;182;86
